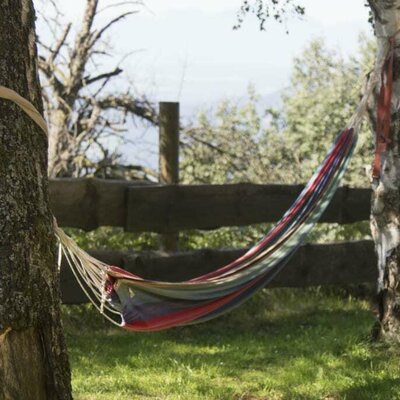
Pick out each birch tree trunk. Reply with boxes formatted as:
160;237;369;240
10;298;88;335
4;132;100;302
0;0;72;398
369;0;400;341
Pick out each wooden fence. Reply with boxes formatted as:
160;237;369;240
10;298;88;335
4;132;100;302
50;179;376;304
60;240;377;304
50;179;371;231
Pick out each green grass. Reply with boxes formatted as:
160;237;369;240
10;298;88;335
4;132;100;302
63;288;400;400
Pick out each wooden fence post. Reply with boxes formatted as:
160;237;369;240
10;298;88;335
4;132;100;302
159;101;180;252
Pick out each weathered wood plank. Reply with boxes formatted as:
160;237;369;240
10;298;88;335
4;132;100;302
126;184;371;232
60;240;377;304
49;178;152;230
49;179;371;232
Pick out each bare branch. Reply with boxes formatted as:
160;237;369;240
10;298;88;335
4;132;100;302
95;93;158;125
89;11;137;48
67;0;99;99
38;55;65;96
97;1;143;14
48;23;72;65
38;0;158;178
84;67;123;85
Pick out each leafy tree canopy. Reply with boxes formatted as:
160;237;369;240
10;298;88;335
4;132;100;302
182;36;375;188
180;36;375;247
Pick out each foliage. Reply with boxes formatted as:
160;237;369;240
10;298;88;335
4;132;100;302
183;36;375;188
64;288;400;400
181;87;291;185
65;227;158;252
278;36;375;187
235;0;305;31
235;1;374;31
179;37;375;247
180;224;273;250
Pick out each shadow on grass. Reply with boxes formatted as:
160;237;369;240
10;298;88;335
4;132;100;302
65;289;398;399
338;377;400;400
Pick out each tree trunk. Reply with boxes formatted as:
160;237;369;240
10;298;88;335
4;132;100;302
369;0;400;341
0;1;72;399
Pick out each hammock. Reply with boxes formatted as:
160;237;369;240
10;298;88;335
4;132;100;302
55;127;356;331
0;41;389;332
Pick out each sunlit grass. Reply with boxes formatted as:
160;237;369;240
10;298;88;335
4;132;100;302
64;288;400;400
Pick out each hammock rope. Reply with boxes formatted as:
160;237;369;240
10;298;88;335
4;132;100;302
0;39;391;331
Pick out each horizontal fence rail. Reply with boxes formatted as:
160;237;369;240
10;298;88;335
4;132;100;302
61;240;377;304
50;179;371;232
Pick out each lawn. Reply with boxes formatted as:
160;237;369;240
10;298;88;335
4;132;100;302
63;288;400;400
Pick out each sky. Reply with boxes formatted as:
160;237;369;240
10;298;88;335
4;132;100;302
34;0;372;167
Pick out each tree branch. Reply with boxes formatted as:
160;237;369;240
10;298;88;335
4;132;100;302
95;93;158;125
84;67;123;85
48;23;72;65
89;11;137;48
98;1;143;14
38;55;65;97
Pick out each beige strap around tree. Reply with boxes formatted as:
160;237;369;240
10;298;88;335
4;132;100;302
0;85;48;135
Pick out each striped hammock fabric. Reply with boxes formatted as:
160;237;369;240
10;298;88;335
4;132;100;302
107;128;357;331
56;126;357;331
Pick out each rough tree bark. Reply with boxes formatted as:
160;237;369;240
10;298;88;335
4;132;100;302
369;0;400;341
0;0;72;399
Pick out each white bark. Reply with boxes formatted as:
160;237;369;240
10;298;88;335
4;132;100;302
369;0;400;340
